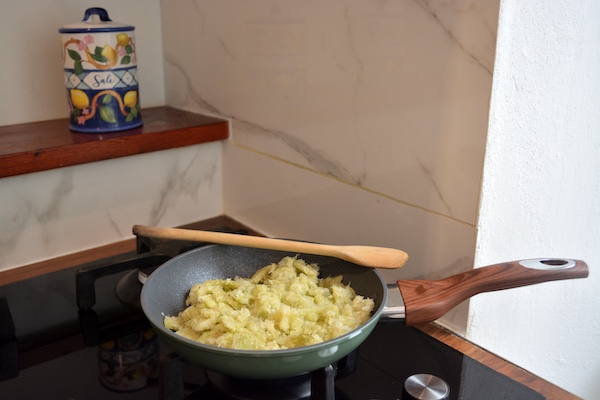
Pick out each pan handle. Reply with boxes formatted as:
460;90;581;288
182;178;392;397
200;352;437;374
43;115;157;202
397;258;588;326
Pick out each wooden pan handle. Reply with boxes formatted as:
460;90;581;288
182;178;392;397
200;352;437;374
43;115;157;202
397;258;589;326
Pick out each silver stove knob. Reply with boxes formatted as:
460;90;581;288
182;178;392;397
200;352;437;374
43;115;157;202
404;373;450;400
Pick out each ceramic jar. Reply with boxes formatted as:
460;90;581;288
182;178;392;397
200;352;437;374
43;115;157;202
59;8;142;133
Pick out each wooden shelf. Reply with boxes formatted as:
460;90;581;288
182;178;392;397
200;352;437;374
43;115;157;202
0;106;229;178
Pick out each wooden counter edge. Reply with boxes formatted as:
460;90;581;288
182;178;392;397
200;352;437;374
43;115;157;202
416;323;581;400
0;216;256;286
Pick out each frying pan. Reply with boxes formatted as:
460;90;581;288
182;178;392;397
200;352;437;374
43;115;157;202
140;245;588;379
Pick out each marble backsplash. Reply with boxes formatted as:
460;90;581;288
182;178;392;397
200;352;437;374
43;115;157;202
0;144;223;270
0;0;499;335
161;0;499;332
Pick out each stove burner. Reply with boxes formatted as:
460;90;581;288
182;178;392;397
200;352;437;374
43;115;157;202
204;370;313;400
115;266;157;308
155;348;359;400
115;269;144;308
185;367;353;400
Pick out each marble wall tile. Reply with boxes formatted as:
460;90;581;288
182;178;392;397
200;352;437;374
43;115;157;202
223;144;474;333
161;0;499;332
0;144;223;271
162;0;499;226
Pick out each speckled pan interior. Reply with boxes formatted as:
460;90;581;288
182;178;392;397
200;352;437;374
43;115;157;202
140;244;387;379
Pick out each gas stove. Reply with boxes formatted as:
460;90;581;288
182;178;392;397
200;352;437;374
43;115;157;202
0;221;551;399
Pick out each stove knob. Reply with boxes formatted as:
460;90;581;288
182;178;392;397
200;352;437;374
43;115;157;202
403;373;450;400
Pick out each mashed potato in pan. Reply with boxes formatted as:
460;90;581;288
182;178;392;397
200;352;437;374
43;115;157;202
163;256;375;350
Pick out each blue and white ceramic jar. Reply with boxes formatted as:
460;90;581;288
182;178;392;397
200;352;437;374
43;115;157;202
59;8;142;133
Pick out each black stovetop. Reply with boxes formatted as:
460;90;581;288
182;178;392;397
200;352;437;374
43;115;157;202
0;237;545;400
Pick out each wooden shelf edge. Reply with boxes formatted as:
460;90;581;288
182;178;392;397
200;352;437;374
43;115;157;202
0;106;229;178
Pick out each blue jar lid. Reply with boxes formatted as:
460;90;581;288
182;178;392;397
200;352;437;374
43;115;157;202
59;8;134;33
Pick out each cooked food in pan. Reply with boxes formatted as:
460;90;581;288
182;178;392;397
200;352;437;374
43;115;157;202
164;256;374;350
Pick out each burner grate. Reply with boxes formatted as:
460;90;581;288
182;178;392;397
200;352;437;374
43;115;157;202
155;350;357;400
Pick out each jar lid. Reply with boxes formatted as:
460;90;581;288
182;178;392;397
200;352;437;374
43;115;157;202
59;7;134;33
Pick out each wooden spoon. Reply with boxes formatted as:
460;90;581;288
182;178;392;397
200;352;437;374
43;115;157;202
132;225;409;269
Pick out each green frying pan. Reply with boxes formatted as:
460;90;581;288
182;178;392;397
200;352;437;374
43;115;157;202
140;244;587;379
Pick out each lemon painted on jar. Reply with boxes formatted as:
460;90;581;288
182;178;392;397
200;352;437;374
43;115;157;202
70;89;89;110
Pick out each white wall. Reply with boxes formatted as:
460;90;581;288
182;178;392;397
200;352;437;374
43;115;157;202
470;1;600;398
